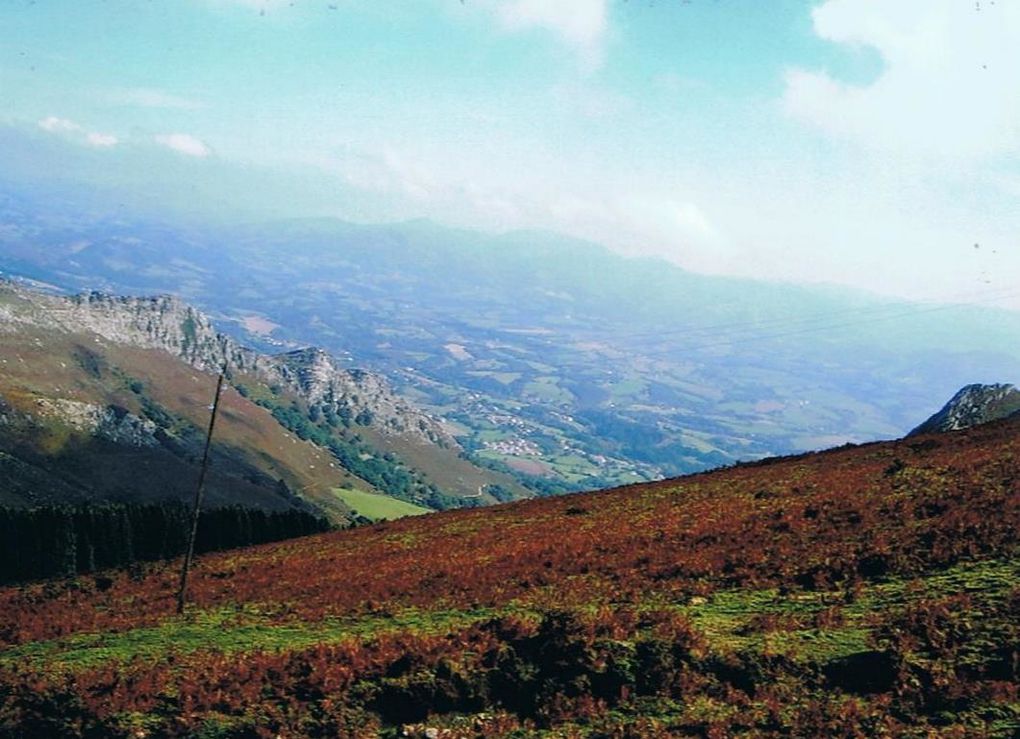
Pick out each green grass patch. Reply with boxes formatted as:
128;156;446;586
607;377;646;400
1;605;500;674
332;487;430;521
678;557;1020;662
523;378;573;403
466;371;521;385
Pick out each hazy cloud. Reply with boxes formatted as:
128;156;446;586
784;0;1020;159
154;133;211;158
85;132;119;148
493;0;608;66
38;116;118;148
540;192;729;273
38;116;81;134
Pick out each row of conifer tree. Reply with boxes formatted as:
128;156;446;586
0;502;331;585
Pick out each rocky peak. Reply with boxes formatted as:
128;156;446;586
3;282;453;447
278;347;336;399
61;291;265;374
276;347;455;447
908;383;1020;436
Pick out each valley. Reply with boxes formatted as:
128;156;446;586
4;189;1020;495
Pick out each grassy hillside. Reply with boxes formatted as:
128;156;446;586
1;418;1018;736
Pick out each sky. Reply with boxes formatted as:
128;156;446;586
1;0;1018;309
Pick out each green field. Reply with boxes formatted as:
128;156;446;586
331;487;431;520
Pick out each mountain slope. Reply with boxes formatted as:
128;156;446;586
0;282;528;519
0;286;351;517
2;417;1017;735
909;382;1020;435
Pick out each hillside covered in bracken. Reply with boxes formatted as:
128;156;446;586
1;417;1018;737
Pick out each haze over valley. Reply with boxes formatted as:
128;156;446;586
2;184;1019;495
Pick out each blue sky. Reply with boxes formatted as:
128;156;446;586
1;0;1018;308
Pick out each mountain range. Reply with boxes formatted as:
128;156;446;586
3;184;1019;495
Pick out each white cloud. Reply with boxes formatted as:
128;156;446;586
538;192;730;273
38;116;81;133
154;133;211;158
493;0;608;66
38;116;118;149
783;0;1020;159
85;131;118;148
111;88;203;110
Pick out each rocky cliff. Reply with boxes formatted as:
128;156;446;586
275;347;449;444
909;383;1020;436
2;282;454;448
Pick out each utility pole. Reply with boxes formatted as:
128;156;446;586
176;368;226;615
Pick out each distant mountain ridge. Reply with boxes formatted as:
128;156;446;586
909;383;1020;436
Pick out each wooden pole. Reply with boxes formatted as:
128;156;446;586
176;369;226;615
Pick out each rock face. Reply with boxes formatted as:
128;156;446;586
275;348;449;445
33;398;159;447
59;291;278;377
908;383;1020;436
4;283;454;447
